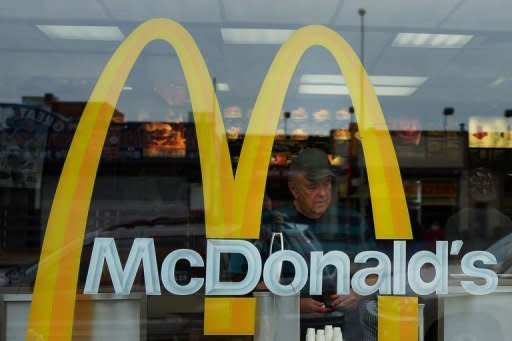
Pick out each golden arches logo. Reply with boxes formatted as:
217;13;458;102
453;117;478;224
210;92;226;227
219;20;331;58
26;18;416;340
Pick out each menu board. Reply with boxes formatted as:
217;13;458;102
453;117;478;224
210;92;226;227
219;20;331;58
140;122;187;158
469;116;512;148
424;131;464;167
390;130;464;168
391;130;425;165
223;106;244;140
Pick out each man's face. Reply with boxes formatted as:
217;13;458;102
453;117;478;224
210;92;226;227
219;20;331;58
289;174;332;219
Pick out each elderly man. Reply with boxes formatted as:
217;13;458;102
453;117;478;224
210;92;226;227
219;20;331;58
287;148;366;313
259;148;376;340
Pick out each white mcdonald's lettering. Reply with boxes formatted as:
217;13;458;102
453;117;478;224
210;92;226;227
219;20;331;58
84;238;161;295
85;238;498;298
27;18;413;340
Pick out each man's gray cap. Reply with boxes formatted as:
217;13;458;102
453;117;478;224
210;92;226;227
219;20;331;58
289;148;335;180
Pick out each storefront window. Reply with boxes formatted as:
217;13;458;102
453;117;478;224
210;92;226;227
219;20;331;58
1;1;512;340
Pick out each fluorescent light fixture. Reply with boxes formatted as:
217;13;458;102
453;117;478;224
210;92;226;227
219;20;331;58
221;28;294;44
216;83;230;91
490;76;505;87
299;84;417;96
369;76;427;87
37;25;124;41
392;33;472;48
299;84;349;95
123;86;133;91
300;74;427;87
301;74;344;85
374;86;417;96
489;76;508;88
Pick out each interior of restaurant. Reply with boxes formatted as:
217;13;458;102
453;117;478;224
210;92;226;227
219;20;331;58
2;1;512;340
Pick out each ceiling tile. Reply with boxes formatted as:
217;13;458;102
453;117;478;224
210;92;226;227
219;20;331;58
222;0;340;25
442;0;512;32
372;47;459;76
0;51;109;79
335;0;460;29
104;0;222;23
0;0;108;20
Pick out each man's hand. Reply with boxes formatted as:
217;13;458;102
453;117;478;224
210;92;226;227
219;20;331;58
329;290;363;311
300;297;331;313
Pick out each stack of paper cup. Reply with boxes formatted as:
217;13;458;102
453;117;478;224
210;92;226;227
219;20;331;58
306;328;316;341
333;327;343;341
274;294;300;341
253;292;274;341
325;325;333;341
305;326;343;341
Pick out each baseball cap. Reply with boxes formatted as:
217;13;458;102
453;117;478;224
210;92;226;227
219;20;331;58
289;148;335;180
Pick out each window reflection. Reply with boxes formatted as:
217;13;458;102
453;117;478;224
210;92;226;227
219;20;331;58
3;1;512;339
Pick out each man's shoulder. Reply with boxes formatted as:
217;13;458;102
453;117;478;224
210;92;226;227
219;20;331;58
265;205;366;226
267;203;300;221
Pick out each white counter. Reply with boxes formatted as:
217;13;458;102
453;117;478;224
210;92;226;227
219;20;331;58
442;285;512;341
0;293;146;341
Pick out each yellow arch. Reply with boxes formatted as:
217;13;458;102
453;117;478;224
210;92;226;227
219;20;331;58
26;18;412;340
239;25;411;239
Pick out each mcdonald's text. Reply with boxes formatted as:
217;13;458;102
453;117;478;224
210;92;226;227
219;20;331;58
84;238;498;297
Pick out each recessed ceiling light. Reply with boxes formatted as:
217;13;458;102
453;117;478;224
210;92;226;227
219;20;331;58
300;74;427;87
298;84;349;95
221;28;294;44
298;84;417;96
216;83;230;91
392;33;472;48
37;25;124;41
369;76;427;87
373;86;417;96
300;74;345;85
489;76;508;88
